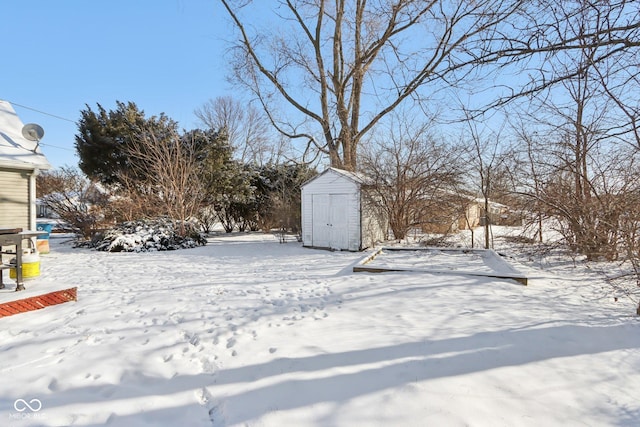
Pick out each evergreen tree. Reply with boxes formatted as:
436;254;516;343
251;163;316;232
75;101;178;185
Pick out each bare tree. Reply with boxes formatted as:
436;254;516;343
220;0;531;171
503;1;638;261
510;121;629;261
613;159;640;315
108;172;166;223
500;2;640;254
119;129;207;236
488;1;640;127
195;96;275;164
37;167;111;239
459;112;517;250
508;123;550;244
360;117;462;240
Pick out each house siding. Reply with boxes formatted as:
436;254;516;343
0;168;30;230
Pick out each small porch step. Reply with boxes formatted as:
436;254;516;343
0;287;77;318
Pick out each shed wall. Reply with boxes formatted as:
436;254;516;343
347;190;361;250
360;189;388;248
301;191;313;245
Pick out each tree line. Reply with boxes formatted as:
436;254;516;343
37;100;315;239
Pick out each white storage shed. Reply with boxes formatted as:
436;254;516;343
301;167;387;251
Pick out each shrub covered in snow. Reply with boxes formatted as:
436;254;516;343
77;219;207;252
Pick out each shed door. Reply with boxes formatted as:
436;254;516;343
312;194;349;250
330;194;349;249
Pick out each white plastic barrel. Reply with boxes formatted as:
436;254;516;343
9;249;40;281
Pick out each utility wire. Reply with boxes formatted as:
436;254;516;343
8;100;76;123
39;142;76;152
4;100;78;152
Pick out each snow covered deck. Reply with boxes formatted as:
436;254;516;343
354;246;528;285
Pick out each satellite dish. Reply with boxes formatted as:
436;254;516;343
22;123;45;141
22;123;45;152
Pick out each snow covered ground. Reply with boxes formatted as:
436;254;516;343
1;230;639;426
367;248;501;273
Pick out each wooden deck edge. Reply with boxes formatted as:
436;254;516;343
353;246;528;286
0;287;77;318
353;264;528;286
355;247;383;267
353;266;402;273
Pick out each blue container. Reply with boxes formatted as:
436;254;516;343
36;222;53;254
36;223;53;240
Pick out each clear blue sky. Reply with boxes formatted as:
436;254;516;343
1;0;235;168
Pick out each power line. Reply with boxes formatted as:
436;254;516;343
8;100;77;124
39;142;76;152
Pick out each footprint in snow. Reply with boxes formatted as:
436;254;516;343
86;335;101;345
101;386;117;398
170;313;184;324
199;357;217;374
189;334;200;346
48;378;60;391
197;386;212;405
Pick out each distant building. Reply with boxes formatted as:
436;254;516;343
419;195;521;234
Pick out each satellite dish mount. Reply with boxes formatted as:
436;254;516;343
22;123;45;153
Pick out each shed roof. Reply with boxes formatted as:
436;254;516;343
0;99;52;171
301;167;372;188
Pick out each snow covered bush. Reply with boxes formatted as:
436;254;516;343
77;219;207;252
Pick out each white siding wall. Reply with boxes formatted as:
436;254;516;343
361;189;388;248
0;168;30;230
303;171;359;194
301;191;313;245
347;190;361;250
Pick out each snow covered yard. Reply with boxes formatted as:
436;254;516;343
0;233;639;426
